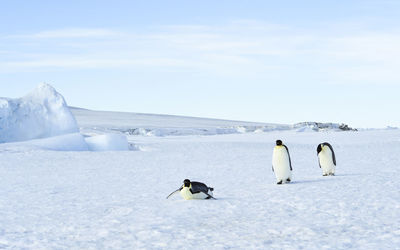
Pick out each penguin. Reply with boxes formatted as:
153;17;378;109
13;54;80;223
272;140;292;184
166;179;216;200
317;142;336;176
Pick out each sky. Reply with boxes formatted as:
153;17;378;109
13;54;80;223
1;0;400;128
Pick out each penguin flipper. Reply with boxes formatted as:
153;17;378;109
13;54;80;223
283;145;293;171
329;146;337;165
323;143;336;165
203;192;217;200
166;188;182;199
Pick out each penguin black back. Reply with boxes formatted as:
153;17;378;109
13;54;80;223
188;181;210;194
317;142;336;165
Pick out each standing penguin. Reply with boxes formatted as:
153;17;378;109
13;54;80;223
166;179;216;200
317;142;336;176
272;140;292;184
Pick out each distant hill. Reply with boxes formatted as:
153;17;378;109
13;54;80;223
69;107;357;137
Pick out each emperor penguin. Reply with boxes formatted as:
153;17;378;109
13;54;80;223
317;142;336;176
272;140;293;184
166;179;216;200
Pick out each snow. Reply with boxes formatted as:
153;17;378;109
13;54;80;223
0;86;399;248
0;133;89;151
1;115;399;249
85;134;129;151
0;132;132;152
70;107;291;137
70;107;356;137
0;83;78;143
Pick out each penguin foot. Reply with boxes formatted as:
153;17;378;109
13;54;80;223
286;178;291;182
277;180;283;185
330;173;335;176
323;174;328;176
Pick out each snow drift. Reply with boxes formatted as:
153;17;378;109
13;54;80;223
0;133;130;152
1;133;89;151
0;83;79;143
85;134;129;151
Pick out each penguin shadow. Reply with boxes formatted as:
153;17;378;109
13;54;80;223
333;173;363;177
169;196;232;201
289;173;364;185
205;197;233;201
289;178;336;185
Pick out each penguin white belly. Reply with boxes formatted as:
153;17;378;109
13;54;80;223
319;150;335;175
180;187;211;200
272;147;292;181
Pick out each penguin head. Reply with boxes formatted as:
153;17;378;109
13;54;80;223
183;179;191;187
276;140;283;146
317;143;323;153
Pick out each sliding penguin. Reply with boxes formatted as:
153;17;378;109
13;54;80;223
166;179;216;200
317;142;336;176
272;140;292;184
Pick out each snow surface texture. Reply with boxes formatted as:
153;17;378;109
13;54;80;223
0;83;79;143
1;129;399;249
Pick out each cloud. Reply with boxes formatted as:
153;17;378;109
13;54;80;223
0;57;190;73
2;23;400;85
10;28;122;39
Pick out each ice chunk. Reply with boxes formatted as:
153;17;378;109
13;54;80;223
0;83;79;143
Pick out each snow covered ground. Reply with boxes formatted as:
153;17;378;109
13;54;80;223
1;84;399;249
70;107;358;137
1;127;399;249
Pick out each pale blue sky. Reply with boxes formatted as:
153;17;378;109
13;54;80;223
1;0;399;128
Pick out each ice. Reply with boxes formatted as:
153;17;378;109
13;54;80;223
0;83;78;143
0;84;130;151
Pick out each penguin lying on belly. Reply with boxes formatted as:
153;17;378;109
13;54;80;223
166;179;216;200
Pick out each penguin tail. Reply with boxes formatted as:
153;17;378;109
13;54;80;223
205;193;217;200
